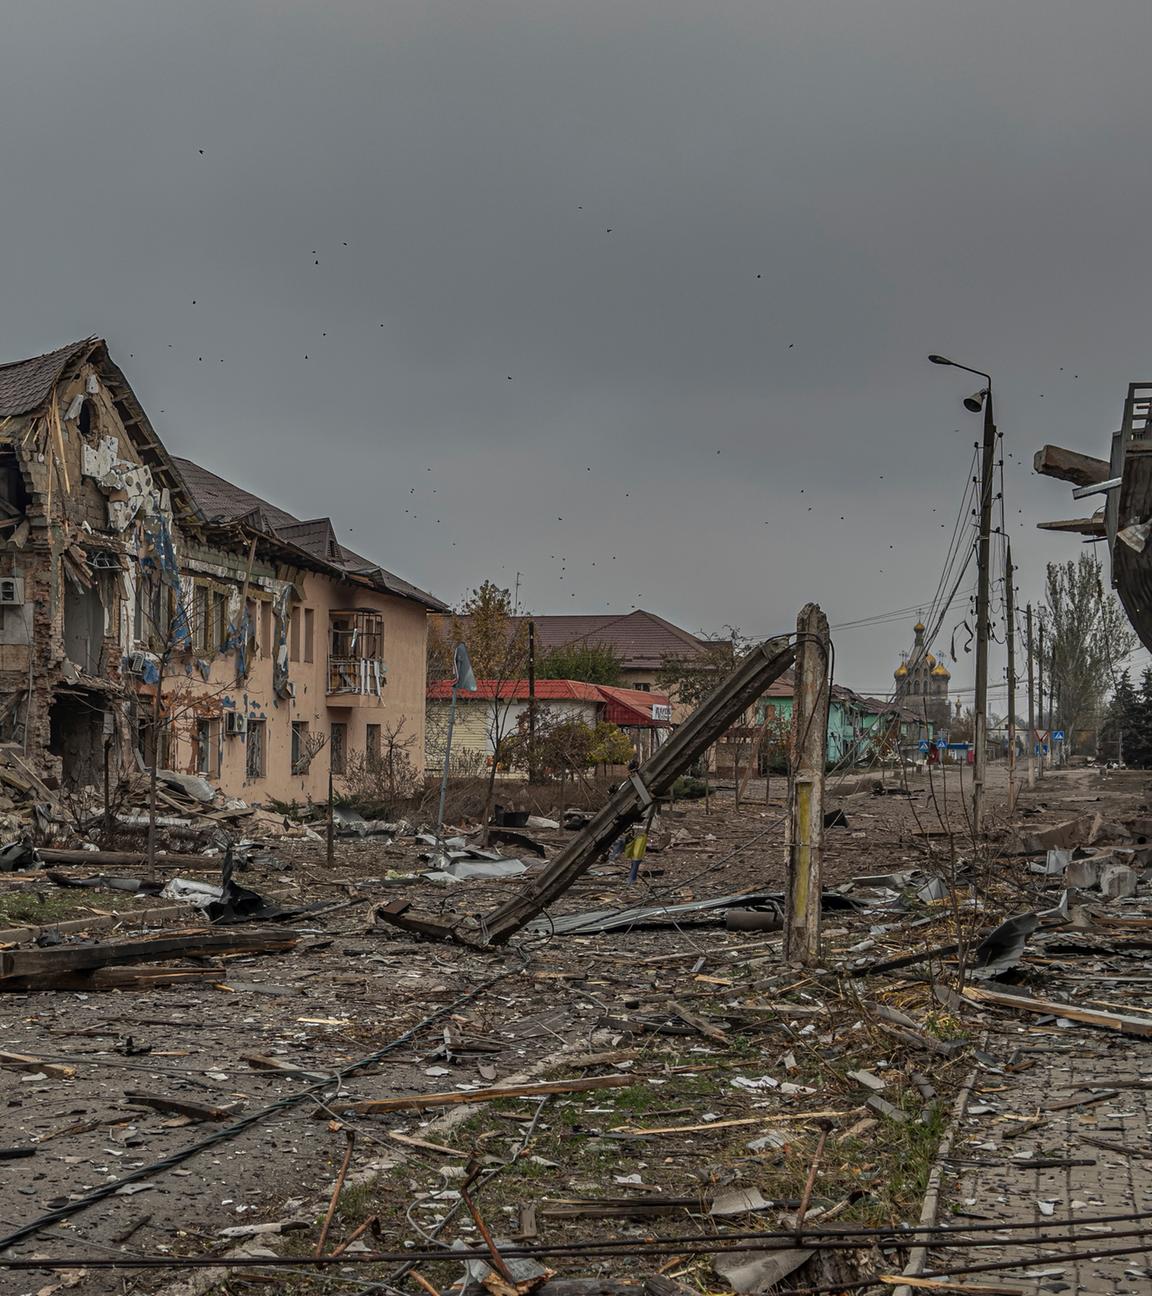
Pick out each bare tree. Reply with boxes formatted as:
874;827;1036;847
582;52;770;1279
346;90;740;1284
438;581;530;838
1037;555;1138;750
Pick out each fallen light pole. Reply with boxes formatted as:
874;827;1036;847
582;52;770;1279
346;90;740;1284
377;632;799;946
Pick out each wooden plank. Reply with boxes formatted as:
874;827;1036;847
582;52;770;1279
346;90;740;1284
124;1091;239;1122
610;1110;853;1136
1033;444;1113;487
0;929;298;981
386;1130;470;1158
0;1050;75;1079
665;1000;730;1045
963;984;1152;1037
243;1053;330;1082
333;1074;634;1115
36;847;226;870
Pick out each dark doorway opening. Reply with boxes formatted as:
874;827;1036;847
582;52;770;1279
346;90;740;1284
49;693;106;788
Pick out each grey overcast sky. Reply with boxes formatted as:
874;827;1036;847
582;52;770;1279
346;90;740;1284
2;0;1149;701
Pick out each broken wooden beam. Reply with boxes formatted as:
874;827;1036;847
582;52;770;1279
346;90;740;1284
1033;444;1113;487
375;635;796;945
35;848;230;870
243;1054;330;1082
125;1091;240;1122
0;929;298;984
0;1050;75;1079
963;984;1152;1038
329;1073;635;1116
0;967;223;992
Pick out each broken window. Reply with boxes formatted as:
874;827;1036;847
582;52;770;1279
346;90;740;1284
134;570;168;647
212;591;229;652
63;581;105;674
138;713;170;770
328;610;386;695
245;598;257;661
260;600;273;658
291;720;310;774
193;585;210;653
195;718;220;777
330;722;347;775
366;723;380;768
290;609;301;663
0;449;27;521
304;608;315;663
246;718;266;779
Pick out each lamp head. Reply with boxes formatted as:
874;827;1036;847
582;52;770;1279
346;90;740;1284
928;354;953;366
963;388;988;413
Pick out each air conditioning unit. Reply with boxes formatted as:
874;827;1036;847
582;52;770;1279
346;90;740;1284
128;650;151;674
0;577;25;607
224;711;249;737
284;681;296;700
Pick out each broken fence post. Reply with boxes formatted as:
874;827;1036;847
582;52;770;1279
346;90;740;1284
785;603;831;965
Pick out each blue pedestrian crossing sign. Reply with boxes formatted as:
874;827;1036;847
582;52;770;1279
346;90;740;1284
935;737;948;750
918;740;930;753
1053;730;1065;742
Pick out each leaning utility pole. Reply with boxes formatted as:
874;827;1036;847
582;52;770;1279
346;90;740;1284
1026;602;1036;787
1005;542;1018;811
785;603;831;965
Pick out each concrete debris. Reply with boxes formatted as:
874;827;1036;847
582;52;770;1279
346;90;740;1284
1099;861;1138;899
713;1247;811;1293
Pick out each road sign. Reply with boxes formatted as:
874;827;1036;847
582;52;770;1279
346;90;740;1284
918;740;930;753
935;737;947;750
1053;730;1065;742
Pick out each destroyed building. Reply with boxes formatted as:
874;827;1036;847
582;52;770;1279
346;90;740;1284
0;337;445;800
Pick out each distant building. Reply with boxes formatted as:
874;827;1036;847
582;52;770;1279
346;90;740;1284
433;609;711;720
893;620;951;730
425;678;672;772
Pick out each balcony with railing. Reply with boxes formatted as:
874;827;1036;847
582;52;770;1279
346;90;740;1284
327;610;386;703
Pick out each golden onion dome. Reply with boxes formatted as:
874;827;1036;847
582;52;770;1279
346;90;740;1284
894;664;909;678
926;653;936;667
932;662;951;678
913;620;926;633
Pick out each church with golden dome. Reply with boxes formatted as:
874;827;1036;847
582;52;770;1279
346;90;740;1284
893;620;951;730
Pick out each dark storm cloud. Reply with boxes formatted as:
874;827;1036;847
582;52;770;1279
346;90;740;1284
2;0;1151;693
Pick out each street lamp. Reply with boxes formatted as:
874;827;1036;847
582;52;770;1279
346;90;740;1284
928;353;997;837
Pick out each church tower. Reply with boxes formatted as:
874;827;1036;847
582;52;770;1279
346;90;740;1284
893;620;951;729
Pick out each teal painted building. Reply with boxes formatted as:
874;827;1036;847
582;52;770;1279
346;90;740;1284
756;677;931;769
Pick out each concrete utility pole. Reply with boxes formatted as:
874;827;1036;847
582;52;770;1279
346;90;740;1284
1037;617;1045;775
527;620;537;782
1026;602;1036;787
928;355;996;836
785;603;831;965
1005;542;1018;811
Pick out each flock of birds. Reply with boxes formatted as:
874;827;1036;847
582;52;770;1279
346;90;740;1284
112;148;1070;621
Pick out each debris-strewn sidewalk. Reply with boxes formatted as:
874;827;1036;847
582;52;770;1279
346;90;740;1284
7;763;1152;1295
938;1027;1152;1295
